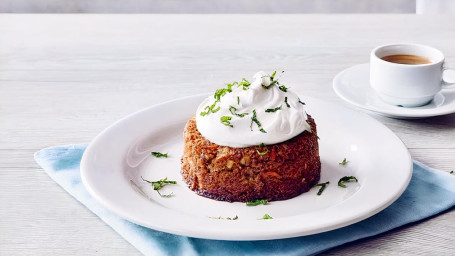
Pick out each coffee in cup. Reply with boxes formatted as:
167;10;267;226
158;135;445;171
370;43;455;107
380;54;432;65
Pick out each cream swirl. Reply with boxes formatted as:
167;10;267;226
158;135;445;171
195;71;311;148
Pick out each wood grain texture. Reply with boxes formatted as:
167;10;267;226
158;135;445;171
1;14;454;255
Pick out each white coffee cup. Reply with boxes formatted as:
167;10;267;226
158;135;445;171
370;43;455;107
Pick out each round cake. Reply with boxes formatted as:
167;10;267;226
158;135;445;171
180;71;321;202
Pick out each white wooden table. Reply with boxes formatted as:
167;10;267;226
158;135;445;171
1;14;454;255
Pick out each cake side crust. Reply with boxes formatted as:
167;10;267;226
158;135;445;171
181;115;321;202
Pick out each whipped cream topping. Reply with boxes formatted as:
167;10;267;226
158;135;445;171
195;71;311;148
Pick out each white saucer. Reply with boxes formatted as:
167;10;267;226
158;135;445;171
333;63;455;119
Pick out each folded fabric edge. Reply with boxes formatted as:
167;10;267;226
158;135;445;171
33;143;170;256
317;204;455;255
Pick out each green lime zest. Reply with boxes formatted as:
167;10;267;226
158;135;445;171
250;109;267;133
229;106;248;118
265;105;282;113
284;97;290;108
256;143;268;156
220;116;233;127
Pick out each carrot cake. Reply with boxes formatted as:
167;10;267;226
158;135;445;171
181;71;321;202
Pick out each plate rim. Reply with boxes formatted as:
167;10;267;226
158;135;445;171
81;94;413;240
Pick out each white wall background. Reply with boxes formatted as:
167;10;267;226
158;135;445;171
0;0;417;13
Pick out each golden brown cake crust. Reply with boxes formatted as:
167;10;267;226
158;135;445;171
180;115;321;202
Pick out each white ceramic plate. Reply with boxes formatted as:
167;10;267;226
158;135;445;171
333;63;455;119
81;94;412;240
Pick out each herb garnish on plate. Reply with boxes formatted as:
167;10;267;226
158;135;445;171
209;215;239;220
314;181;329;195
259;214;273;220
246;199;268;206
141;177;177;197
338;176;358;188
339;158;348;166
151;152;168;158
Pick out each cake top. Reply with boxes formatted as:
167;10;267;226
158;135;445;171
195;71;311;148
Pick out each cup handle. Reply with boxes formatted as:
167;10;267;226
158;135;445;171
442;67;455;89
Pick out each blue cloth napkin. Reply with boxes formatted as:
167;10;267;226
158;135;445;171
34;144;455;256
